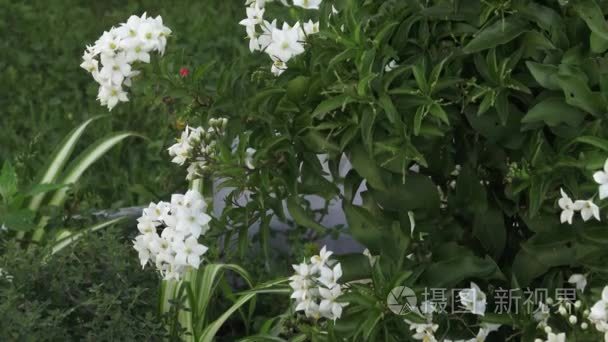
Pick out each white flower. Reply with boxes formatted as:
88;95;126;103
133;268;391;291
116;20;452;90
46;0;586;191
173;236;208;268
302;20;320;37
244;147;256;170
385;60;399;72
239;3;265;27
99;52;132;86
319;285;346;320
574;199;600;222
95;30;121;56
590;286;608;326
310;245;333;271
476;323;501;341
97;84;128;110
80;49;99;73
362;248;377;266
266;22;304;62
293;0;322;10
533;302;550;325
594;158;608;200
546;332;566;342
271;58;287;76
318;263;343;288
558;189;577;225
568;273;587;292
459;282;486;316
406;321;438;341
258;19;277;50
289;246;345;322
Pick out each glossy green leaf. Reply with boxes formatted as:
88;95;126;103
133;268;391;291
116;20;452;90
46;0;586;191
463;17;528;53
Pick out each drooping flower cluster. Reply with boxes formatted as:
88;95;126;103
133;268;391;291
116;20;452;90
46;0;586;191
239;0;320;76
80;13;171;110
133;189;211;281
168;118;228;180
289;246;347;321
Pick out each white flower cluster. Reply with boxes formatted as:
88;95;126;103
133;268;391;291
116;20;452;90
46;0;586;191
559;188;600;225
239;0;321;76
557;158;608;225
80;13;171;110
406;283;499;342
168;118;228;181
589;286;608;340
289;246;347;321
530;276;608;342
133;189;211;281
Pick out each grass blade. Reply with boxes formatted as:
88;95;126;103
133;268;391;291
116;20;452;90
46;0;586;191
50;216;127;255
32;132;138;241
28;115;104;211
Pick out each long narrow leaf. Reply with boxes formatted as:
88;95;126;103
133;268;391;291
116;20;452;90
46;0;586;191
198;293;256;342
50;216;127;255
28;116;104;211
192;263;253;337
32;132;138;241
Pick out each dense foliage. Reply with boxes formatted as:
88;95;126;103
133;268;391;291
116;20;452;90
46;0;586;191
5;0;608;340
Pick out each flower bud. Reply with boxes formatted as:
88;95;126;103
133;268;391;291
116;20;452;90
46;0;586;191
569;315;577;324
581;322;588;330
544;326;552;334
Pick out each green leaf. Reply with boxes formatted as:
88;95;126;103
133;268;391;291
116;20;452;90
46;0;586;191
473;208;506;259
348;145;386;191
573;136;608;152
32;132;138;242
286;196;326;233
312;95;355;119
573;0;608;40
522;97;586;127
556;74;605;116
591;31;608;54
378;92;398;124
463;17;528;53
333;253;372;282
28;116;103;211
301;130;340;155
368;174;439;212
286;76;310;102
343;203;385;254
0;161;18;203
525;62;560;90
50;217;127;255
198;293;256;342
421;255;502;287
428;102;449;124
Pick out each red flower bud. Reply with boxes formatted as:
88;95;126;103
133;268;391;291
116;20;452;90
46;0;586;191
179;67;190;78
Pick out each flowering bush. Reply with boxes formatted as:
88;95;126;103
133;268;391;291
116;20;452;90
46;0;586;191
120;0;608;340
10;0;608;340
